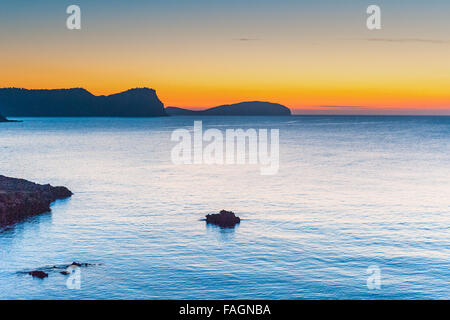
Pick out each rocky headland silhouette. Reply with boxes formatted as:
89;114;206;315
0;88;167;117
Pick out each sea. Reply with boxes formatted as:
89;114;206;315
0;116;449;299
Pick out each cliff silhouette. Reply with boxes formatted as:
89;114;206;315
166;101;291;116
0;88;167;117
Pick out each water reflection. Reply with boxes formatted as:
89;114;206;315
0;212;52;235
206;222;239;241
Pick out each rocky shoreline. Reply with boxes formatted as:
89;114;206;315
0;175;72;227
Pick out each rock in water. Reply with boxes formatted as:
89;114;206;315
205;210;241;228
0;175;73;226
0;113;18;122
29;271;48;279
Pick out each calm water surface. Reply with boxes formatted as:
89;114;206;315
0;116;449;299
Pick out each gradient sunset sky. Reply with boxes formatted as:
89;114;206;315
0;0;449;114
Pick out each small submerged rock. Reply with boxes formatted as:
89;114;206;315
205;210;241;228
0;113;21;122
67;262;94;268
59;262;88;276
20;262;101;278
70;262;82;267
28;270;48;279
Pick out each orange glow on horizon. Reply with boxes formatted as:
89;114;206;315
1;30;449;114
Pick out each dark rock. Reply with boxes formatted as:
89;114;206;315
19;262;100;278
29;271;48;279
0;87;167;117
0;113;20;122
205;210;241;228
166;101;291;116
0;175;73;226
70;262;82;267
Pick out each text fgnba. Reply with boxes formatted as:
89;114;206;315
179;304;271;317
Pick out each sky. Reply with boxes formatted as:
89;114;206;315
0;0;449;114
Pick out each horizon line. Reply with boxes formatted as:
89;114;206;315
1;86;449;116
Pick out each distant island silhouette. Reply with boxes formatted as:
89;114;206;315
0;88;167;117
166;102;292;116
